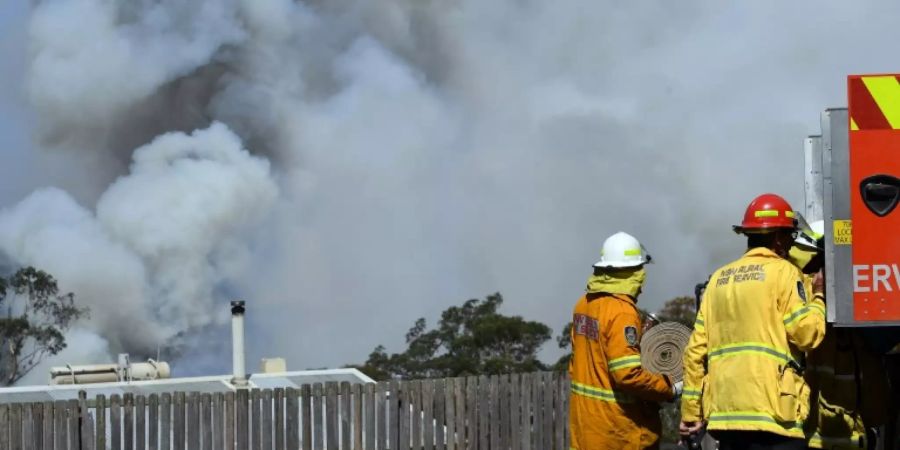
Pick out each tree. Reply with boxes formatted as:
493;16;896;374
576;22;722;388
0;267;88;385
656;296;697;329
352;293;552;380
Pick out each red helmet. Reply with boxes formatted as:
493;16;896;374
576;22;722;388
733;193;797;233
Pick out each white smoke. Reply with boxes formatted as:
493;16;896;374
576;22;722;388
2;0;900;378
0;123;276;376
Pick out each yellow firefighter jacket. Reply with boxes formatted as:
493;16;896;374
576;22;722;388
569;292;674;450
804;326;889;449
681;247;826;438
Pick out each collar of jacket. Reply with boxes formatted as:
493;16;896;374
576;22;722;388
744;247;781;258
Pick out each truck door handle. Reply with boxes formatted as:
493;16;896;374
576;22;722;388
860;174;900;217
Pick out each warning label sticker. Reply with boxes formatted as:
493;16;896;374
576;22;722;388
834;220;852;245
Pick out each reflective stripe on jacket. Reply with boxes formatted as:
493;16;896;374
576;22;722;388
569;292;673;450
804;326;889;449
680;247;826;438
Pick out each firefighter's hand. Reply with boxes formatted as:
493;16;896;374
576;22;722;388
812;269;825;296
679;420;704;436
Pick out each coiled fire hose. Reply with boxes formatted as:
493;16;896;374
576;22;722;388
640;322;692;382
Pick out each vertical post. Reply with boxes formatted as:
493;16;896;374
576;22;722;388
187;393;200;450
311;384;323;450
41;401;53;450
149;394;159;450
110;395;122;450
274;389;285;450
161;393;172;450
804;135;825;221
230;300;248;388
213;393;225;450
251;390;261;450
224;392;235;450
236;389;249;450
173;392;186;450
376;383;387;450
262;390;273;450
364;384;376;450
136;395;147;450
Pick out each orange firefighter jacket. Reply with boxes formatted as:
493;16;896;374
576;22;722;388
681;247;827;438
569;292;674;450
804;327;889;449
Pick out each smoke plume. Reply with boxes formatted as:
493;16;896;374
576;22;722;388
2;0;900;380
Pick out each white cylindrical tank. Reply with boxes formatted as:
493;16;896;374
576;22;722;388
50;364;119;385
49;359;171;385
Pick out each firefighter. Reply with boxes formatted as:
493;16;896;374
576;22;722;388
790;221;890;450
680;193;827;450
569;231;680;450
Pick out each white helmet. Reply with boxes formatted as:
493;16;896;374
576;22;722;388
594;231;652;269
794;220;825;250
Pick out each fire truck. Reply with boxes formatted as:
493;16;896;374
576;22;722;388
801;74;900;449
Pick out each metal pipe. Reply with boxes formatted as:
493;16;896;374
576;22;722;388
231;300;248;387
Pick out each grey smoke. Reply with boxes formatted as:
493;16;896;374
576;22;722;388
2;0;900;381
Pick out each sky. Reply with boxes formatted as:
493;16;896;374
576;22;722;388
2;0;900;383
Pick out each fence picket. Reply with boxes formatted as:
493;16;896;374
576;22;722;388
41;401;53;450
519;373;530;450
398;382;410;450
465;377;476;450
509;374;520;450
554;375;566;450
201;393;212;450
340;382;351;450
428;380;441;450
224;392;235;450
498;375;508;450
162;393;173;450
214;394;225;450
110;395;122;450
326;382;339;450
124;394;135;450
364;383;375;450
262;390;273;450
376;383;387;450
274;389;284;450
149;394;159;450
53;401;66;450
22;402;33;450
235;390;249;450
137;395;147;450
79;391;94;450
353;383;363;450
31;403;42;450
251;390;261;450
187;393;200;450
410;381;421;450
312;384;324;450
453;378;465;450
173;392;186;450
444;379;456;450
293;386;304;450
10;403;21;450
478;376;488;450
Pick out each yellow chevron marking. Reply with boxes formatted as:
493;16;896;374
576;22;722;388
862;76;900;129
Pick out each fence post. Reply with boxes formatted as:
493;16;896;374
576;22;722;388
149;394;159;450
262;390;273;450
136;395;147;450
250;390;261;450
235;390;249;450
273;389;284;450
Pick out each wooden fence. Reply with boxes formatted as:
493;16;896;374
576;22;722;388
0;371;570;450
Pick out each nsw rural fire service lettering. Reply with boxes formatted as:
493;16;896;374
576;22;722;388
854;263;900;292
716;264;766;286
